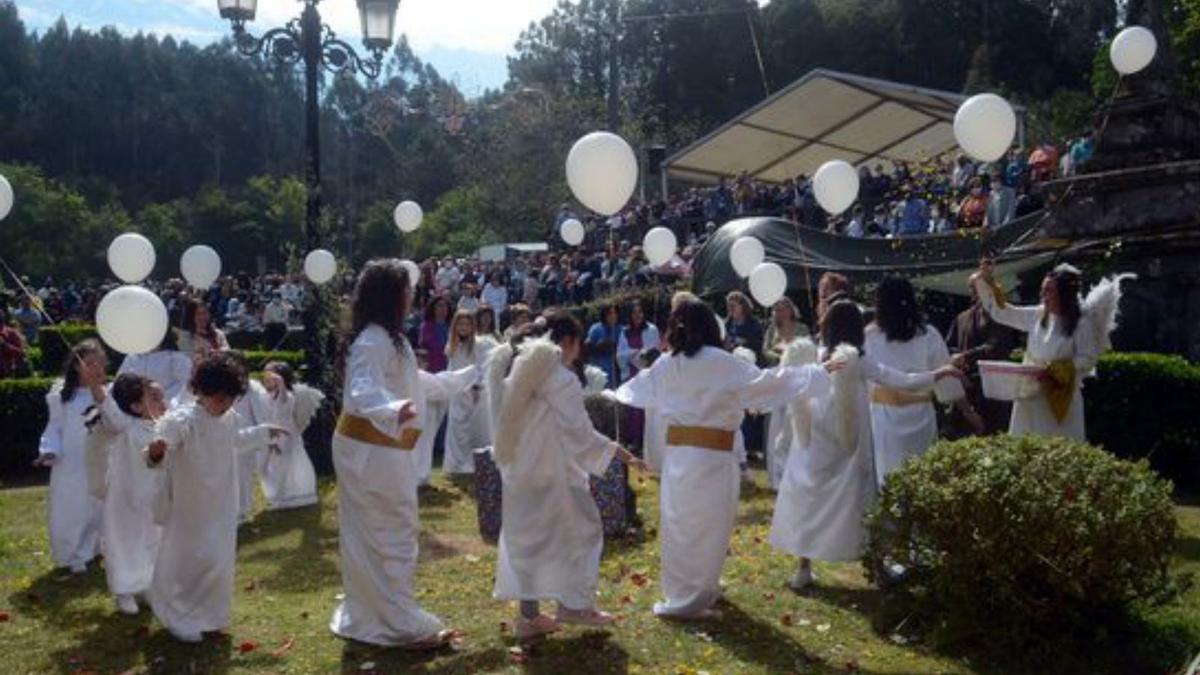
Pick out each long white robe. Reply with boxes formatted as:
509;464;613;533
118;350;193;404
443;338;496;475
765;407;792;490
330;324;476;646
147;403;270;636
257;384;324;510
233;381;270;522
974;279;1100;441
770;350;934;561
38;385;102;569
494;357;616;609
616;347;831;616
97;396;162;595
864;325;951;488
413;398;447;486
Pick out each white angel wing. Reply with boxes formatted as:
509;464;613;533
831;343;862;453
1082;273;1136;354
781;338;819;448
291;383;326;432
584;365;609;395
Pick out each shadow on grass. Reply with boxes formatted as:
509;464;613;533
339;630;629;674
235;501;342;595
1177;535;1200;563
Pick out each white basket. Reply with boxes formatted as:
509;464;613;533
978;360;1044;401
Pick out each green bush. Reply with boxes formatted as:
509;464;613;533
241;350;305;374
35;323;108;374
1085;352;1200;494
226;328;306;351
864;435;1179;658
0;377;54;477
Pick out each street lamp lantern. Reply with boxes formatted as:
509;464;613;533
217;0;257;22
358;0;400;51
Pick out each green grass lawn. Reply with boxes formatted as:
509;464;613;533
0;470;1197;675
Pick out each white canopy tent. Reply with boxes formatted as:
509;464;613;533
663;69;1025;185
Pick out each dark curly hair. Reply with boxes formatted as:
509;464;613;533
668;300;723;358
343;259;412;355
111;373;151;417
190;351;249;399
874;276;926;342
507;310;585;385
821;299;866;353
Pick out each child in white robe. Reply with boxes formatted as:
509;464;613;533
769;300;965;590
257;361;323;510
35;339;106;574
490;312;646;641
144;352;286;643
91;373;167;614
616;300;834;620
330;259;476;649
443;310;495;475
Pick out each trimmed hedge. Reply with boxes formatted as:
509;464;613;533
0;377;54;477
1085;352;1200;494
242;350;305;374
36;323;113;375
865;434;1179;664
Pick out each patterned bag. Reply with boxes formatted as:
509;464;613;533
473;394;633;542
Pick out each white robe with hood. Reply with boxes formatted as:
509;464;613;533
616;346;830;616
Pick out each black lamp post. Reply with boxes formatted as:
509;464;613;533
217;0;399;388
218;1;399;467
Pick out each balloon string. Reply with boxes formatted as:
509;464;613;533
0;254;86;371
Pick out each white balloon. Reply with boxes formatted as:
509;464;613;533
749;262;787;307
954;93;1017;163
643;226;677;267
730;236;765;278
1110;26;1157;75
560;218;585;246
95;285;169;355
304;249;337;285
394;200;423;233
180;245;221;289
565;131;638;216
398;259;421;288
0;174;12;222
813;160;861;215
107;233;156;284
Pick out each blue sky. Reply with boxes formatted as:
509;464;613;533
14;0;564;95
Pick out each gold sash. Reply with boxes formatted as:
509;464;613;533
336;414;421;450
1044;359;1076;424
666;425;735;452
870;386;932;407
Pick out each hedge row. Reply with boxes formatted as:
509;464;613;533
1084;352;1200;494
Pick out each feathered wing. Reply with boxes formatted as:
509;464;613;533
584;365;609;395
831;343;862;453
781;338;819;450
1082;273;1136;354
492;337;561;466
291;383;326;432
484;342;514;439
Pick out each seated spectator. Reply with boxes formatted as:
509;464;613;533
0;307;27;377
984;171;1017;229
957;177;989;229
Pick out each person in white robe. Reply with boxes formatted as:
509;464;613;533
972;260;1129;441
762;298;809;490
330;259;476;649
865;277;974;488
232;371;270;522
90;373;167;615
443;310;496;475
769;305;965;589
615;300;833;620
117;331;192;403
35;340;106;574
489;313;646;641
144;352;284;643
257;361;324;510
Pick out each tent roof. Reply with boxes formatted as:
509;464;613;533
664;69;1024;185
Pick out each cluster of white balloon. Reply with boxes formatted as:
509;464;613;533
725;24;1158;308
563;131;679;268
